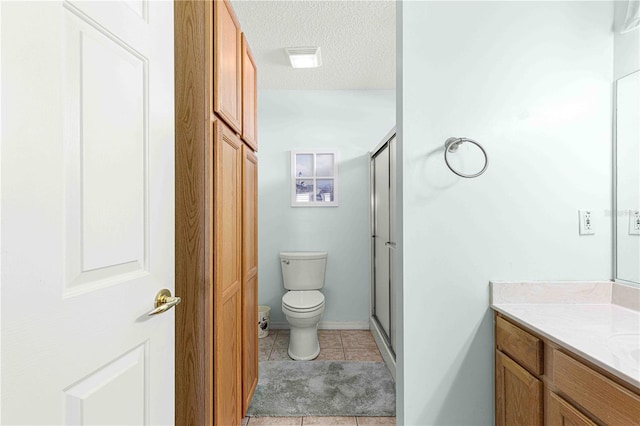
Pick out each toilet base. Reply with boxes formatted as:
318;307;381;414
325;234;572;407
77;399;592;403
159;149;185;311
286;322;321;361
288;343;320;361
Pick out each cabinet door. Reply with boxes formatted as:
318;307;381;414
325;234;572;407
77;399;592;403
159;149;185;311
241;35;258;151
242;145;258;413
547;391;597;426
213;119;243;426
496;350;543;426
214;0;242;133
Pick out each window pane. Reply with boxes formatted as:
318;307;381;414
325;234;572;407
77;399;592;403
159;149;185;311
316;179;334;202
295;154;314;177
295;179;314;203
316;153;334;177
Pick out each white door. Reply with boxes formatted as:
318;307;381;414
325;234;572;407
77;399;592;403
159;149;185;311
1;1;175;424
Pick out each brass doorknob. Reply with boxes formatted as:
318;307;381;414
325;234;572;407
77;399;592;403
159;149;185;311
148;289;181;316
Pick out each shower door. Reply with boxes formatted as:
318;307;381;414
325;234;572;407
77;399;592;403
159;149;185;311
371;134;396;353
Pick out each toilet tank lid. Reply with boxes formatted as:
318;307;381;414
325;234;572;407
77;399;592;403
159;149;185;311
280;251;327;260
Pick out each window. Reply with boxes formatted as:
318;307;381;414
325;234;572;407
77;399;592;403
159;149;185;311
291;150;338;207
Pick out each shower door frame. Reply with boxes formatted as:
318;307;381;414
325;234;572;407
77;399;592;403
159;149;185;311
370;128;397;378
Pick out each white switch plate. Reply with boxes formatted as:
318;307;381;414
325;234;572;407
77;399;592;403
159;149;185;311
579;210;595;235
629;210;640;235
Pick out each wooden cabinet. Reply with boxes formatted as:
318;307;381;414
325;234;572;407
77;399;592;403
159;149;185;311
495;313;640;426
176;0;258;423
241;35;257;151
214;0;242;133
547;391;596;426
495;350;543;426
213;119;243;425
242;145;258;412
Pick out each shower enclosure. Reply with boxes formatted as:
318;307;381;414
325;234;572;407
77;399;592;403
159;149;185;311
370;128;397;378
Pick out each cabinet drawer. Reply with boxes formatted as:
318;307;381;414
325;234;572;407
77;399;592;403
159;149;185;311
547;391;597;426
552;349;640;425
496;316;543;375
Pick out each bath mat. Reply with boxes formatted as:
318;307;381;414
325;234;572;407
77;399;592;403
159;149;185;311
247;361;396;417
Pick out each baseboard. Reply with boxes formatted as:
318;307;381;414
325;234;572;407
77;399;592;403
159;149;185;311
269;320;370;330
370;317;396;381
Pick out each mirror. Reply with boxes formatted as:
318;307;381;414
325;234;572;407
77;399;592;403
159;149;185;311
615;70;640;284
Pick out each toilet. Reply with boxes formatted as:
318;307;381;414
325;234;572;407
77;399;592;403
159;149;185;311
280;251;327;360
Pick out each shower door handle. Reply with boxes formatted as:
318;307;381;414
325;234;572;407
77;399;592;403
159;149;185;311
385;241;396;249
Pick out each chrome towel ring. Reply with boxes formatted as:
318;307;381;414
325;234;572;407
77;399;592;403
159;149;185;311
444;137;489;178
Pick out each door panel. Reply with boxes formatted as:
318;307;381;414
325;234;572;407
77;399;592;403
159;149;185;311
373;147;391;337
213;119;243;425
64;7;148;292
388;136;397;351
214;0;242;133
242;146;259;412
495;350;543;426
241;35;258;151
1;1;175;424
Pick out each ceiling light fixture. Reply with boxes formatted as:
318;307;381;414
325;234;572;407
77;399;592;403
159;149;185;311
285;46;322;69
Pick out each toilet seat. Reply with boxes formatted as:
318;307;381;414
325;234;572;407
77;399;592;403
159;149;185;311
282;290;324;312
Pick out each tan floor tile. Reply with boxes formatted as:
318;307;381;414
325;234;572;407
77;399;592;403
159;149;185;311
259;335;276;350
341;330;376;349
242;417;250;426
315;348;345;361
249;417;302;425
318;330;343;349
355;417;395;425
259;346;272;362
273;333;290;348
277;329;290;335
268;346;292;361
303;416;357;425
344;348;383;362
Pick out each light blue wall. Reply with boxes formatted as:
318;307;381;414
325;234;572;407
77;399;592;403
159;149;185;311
258;90;395;324
399;2;613;425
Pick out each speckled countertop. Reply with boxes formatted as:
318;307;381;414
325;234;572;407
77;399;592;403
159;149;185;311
490;281;640;390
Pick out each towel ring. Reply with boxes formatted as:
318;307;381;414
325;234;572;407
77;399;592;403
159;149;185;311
444;137;488;178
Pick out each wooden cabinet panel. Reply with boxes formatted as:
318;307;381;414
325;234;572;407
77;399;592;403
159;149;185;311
496;350;543;426
242;145;258;412
241;35;257;151
213;119;243;425
552;349;640;425
215;291;242;426
496;316;543;375
547;391;596;426
214;0;242;133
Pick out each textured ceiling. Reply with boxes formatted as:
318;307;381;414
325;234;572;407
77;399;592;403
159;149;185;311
231;0;396;90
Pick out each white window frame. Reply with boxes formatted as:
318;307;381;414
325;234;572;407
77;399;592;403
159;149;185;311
291;150;339;207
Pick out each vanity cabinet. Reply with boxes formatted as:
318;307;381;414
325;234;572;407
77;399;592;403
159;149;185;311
494;313;640;426
495;316;543;426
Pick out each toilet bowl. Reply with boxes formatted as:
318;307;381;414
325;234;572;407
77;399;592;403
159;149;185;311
282;290;325;360
280;251;328;361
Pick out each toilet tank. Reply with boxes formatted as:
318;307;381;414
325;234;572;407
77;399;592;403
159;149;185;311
280;251;327;290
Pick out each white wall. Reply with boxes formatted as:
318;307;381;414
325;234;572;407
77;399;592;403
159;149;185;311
614;0;640;80
399;2;613;424
258;90;395;325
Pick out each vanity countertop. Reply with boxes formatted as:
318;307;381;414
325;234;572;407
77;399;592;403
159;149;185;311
491;281;640;390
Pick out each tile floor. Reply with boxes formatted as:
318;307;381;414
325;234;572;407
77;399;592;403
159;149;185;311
249;329;393;426
244;416;395;425
259;329;383;363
